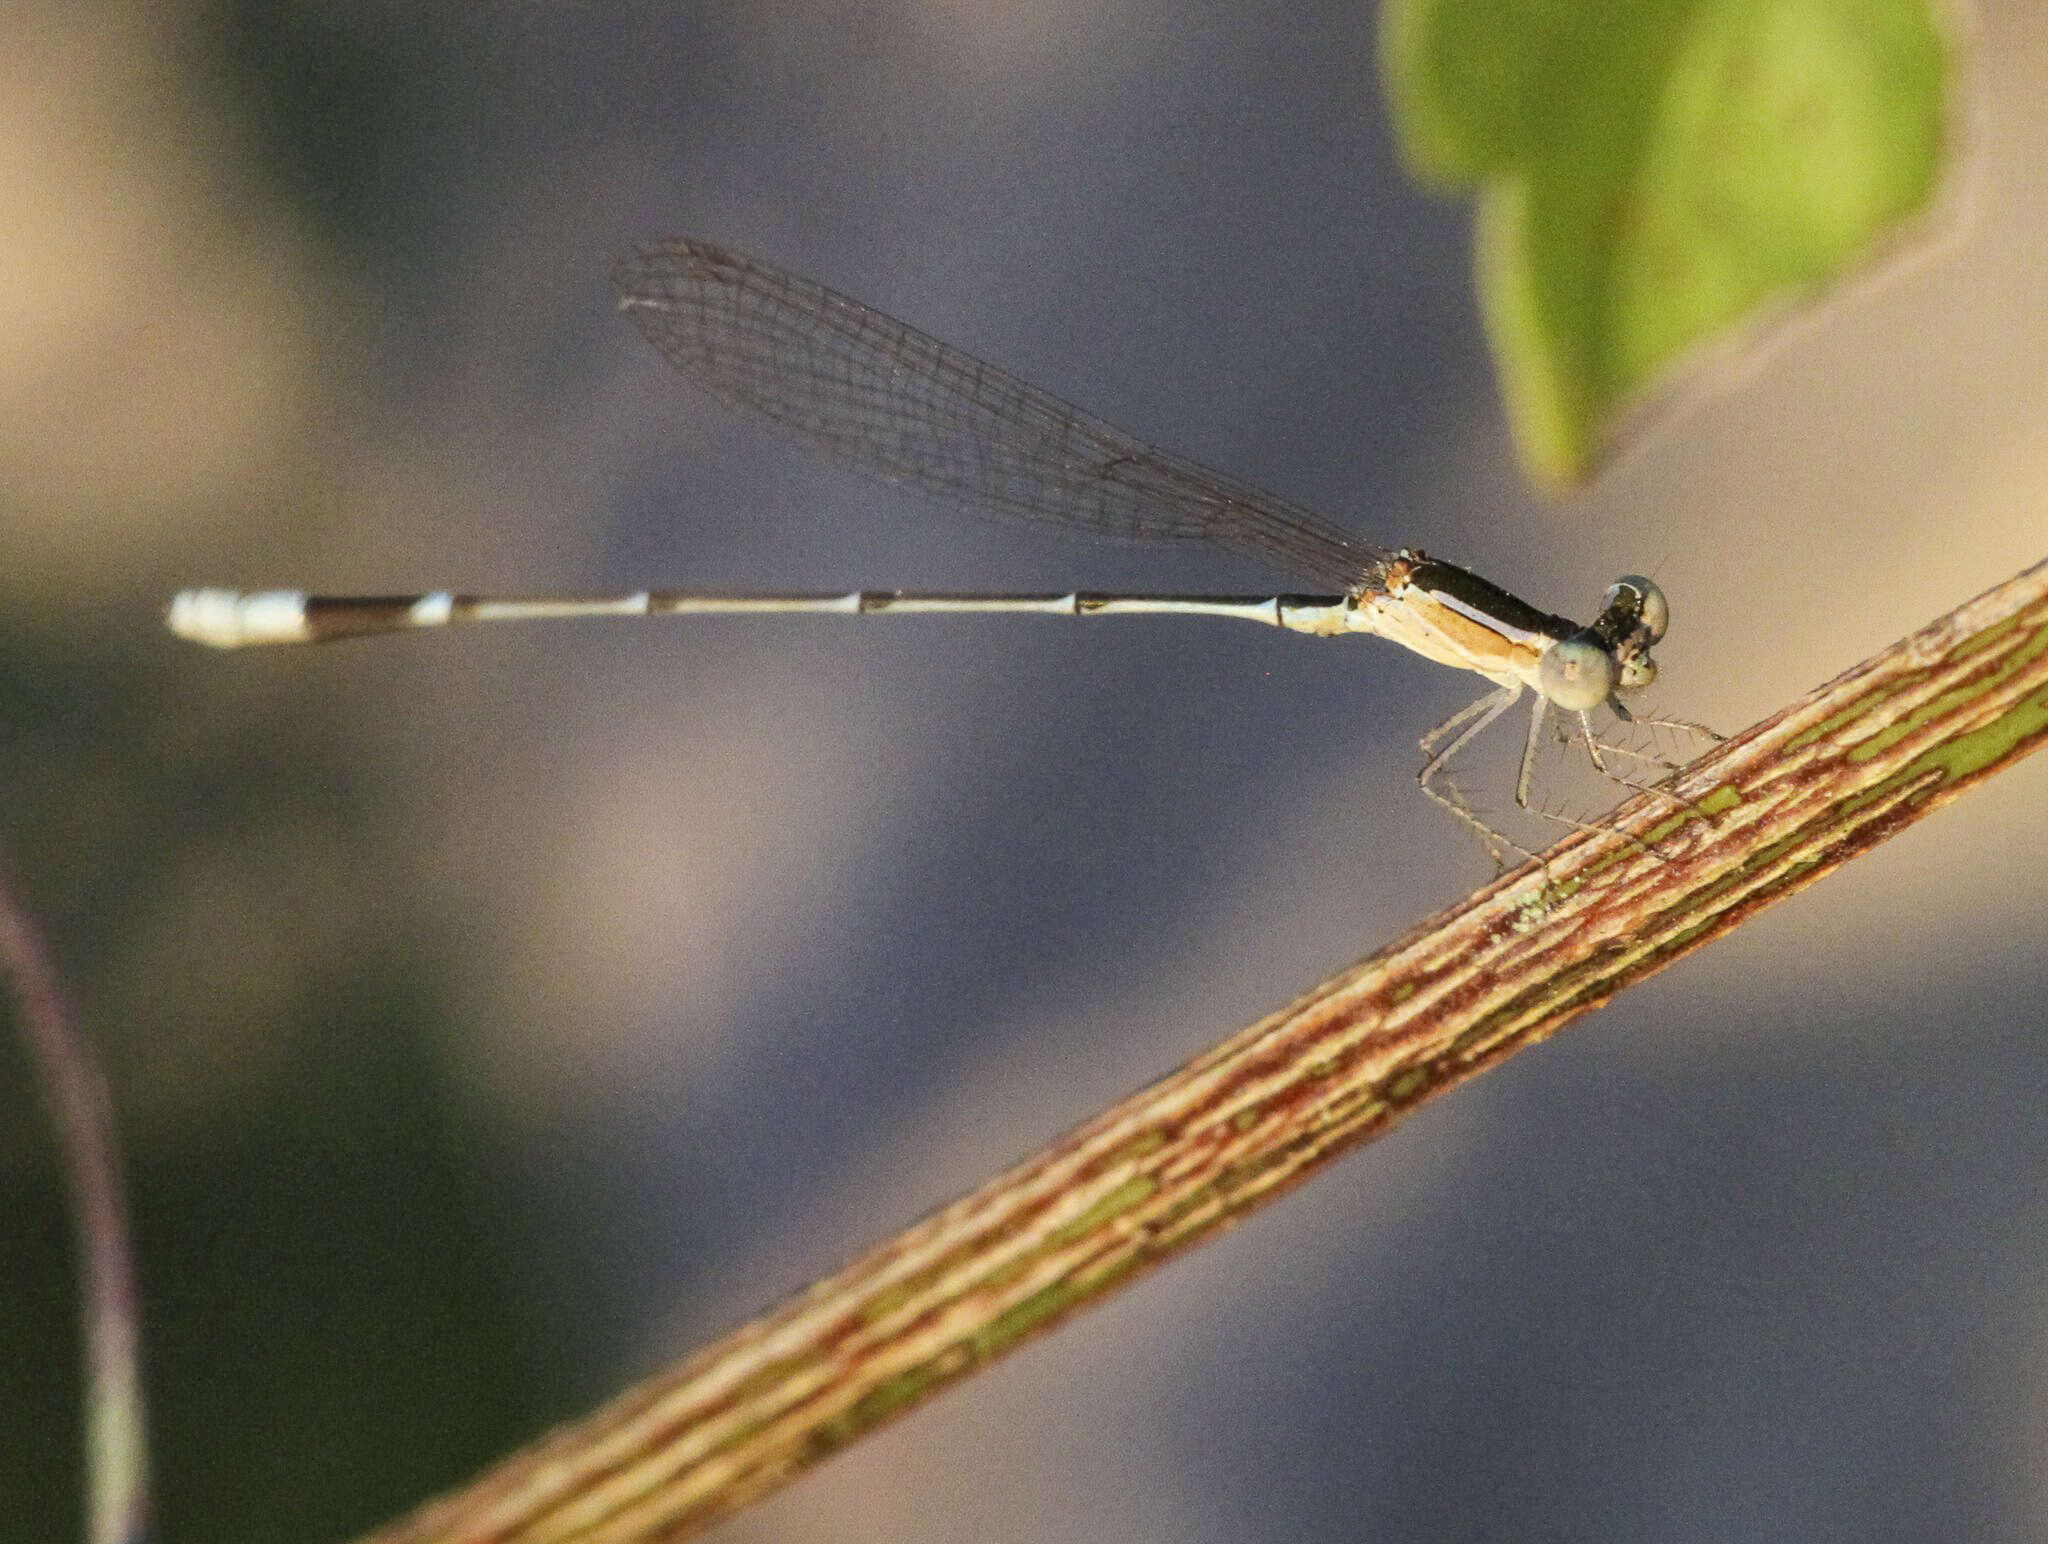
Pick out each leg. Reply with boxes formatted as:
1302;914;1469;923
1557;707;1718;844
1515;695;1551;810
1515;701;1641;844
1629;710;1725;744
1417;684;1533;865
1420;684;1510;757
1569;713;1722;771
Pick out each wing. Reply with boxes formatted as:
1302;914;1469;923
611;239;1391;594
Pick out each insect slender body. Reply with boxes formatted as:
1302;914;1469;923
167;237;1709;857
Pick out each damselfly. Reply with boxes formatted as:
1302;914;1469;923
169;238;1714;859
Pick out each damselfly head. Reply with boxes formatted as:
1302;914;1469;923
1538;634;1620;711
1602;575;1668;643
1591;574;1667;695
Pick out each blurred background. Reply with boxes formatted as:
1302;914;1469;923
3;1;2045;1539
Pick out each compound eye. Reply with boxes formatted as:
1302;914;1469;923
1607;574;1669;643
1539;636;1617;711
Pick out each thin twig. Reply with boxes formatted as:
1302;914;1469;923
2;863;151;1544
360;555;2048;1544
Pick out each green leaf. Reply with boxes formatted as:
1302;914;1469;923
1382;0;1956;489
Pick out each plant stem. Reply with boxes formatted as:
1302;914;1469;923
361;554;2048;1544
3;865;150;1544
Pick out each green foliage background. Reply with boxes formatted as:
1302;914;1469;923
1383;0;1954;485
